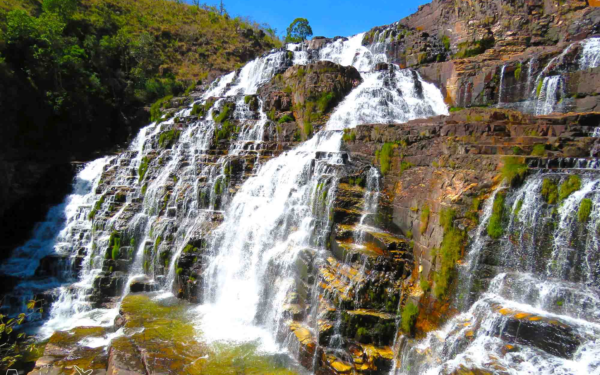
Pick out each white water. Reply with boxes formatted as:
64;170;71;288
580;37;600;70
498;65;506;106
394;174;600;375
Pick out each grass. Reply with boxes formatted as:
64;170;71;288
316;92;336;113
487;191;506;239
401;302;419;334
542;178;558;204
559;175;581;201
578;199;592;223
303;121;313;139
442;35;450;50
501;157;528;186
376;143;395;175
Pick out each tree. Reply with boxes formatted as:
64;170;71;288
285;18;312;43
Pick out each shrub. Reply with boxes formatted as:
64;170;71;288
542;178;558;204
578;198;592;223
487;191;506;239
401;302;419;333
420;204;430;234
558;175;581;201
501;157;528;186
531;144;546;157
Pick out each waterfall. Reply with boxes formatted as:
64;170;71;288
580;37;600;70
393;173;600;375
498;65;506;106
535;75;564;115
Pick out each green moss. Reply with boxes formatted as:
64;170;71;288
420;204;430;234
215;120;235;141
399;161;413;176
158;129;181;148
150;95;173;122
536;79;544;97
514;62;522;81
88;194;106;220
377;143;395;175
501;157;528;186
578;198;592;223
487;191;506;239
138;156;150;183
278;114;295;123
316;91;336;113
514;199;524;217
531;144;546;157
449;107;464;112
542;178;558;204
212;102;233;124
401;302;419;334
433;207;464;299
110;231;121;260
420;278;431;293
442;35;450;50
303;121;313;139
558;175;581;201
342;129;356;142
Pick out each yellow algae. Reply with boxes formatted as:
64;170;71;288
347;309;395;320
465;330;475;337
514;313;531;319
330;359;353;373
528;316;542;321
498;308;513;315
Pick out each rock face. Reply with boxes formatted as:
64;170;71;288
362;0;600;112
258;61;362;137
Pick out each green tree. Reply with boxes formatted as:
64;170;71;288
285;18;312;43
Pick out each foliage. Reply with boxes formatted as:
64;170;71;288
0;298;44;369
558;175;581;202
531;144;546;156
376;143;395;175
285;18;313;43
542;178;558;204
0;0;279;156
501;157;528;186
150;96;173;122
401;302;419;334
578;198;592;223
487;191;506;239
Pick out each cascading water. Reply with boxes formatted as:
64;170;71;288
1;29;448;372
393;173;600;375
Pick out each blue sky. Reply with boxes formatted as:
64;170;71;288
197;1;432;38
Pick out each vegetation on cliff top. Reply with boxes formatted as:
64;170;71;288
0;0;279;156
